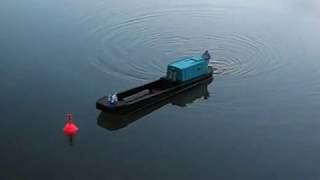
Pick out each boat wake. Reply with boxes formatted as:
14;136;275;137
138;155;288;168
79;4;286;81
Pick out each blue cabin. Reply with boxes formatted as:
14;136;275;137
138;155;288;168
166;51;211;82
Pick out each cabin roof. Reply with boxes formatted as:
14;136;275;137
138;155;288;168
168;57;203;70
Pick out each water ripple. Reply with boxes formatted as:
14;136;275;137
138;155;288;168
80;5;285;81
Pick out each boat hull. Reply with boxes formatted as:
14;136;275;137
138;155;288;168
96;66;213;114
97;78;213;131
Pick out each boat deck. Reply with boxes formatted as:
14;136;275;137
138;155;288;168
96;66;213;113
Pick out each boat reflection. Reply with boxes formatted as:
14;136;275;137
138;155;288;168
97;77;213;131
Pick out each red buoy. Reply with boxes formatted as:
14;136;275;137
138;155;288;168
63;113;79;137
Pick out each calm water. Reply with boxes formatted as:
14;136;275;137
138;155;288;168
1;0;320;179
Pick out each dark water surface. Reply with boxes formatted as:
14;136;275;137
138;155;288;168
1;0;320;179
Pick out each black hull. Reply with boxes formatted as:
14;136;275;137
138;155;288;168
97;78;213;131
96;66;213;114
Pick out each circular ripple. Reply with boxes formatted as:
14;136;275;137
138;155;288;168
207;34;285;79
80;5;285;82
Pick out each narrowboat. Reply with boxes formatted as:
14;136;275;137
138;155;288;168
97;77;213;130
96;50;213;114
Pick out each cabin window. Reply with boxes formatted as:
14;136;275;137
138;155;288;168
167;69;177;81
167;70;172;79
172;71;177;81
